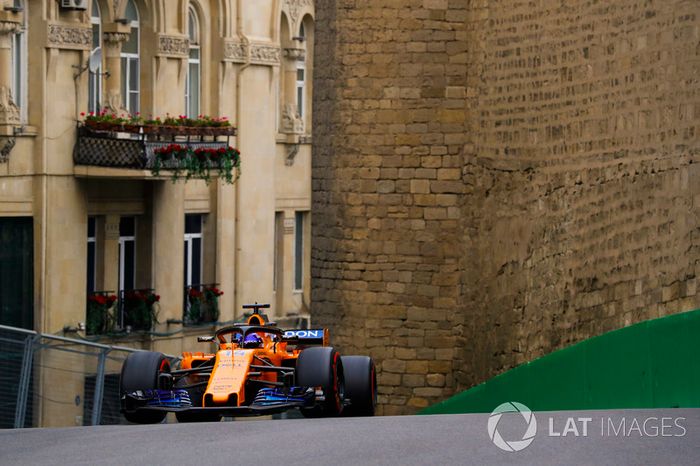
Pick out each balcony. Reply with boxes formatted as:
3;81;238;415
184;284;223;326
73;123;239;181
86;289;160;335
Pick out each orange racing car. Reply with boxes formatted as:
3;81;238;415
120;304;376;423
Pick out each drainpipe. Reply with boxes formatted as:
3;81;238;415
233;0;250;321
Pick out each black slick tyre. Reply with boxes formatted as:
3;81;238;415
341;355;377;416
120;351;170;424
296;346;344;417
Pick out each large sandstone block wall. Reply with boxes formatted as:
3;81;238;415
313;0;469;414
458;0;700;390
313;0;700;414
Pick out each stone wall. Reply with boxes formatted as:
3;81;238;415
312;0;700;414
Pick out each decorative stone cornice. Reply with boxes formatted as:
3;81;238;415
250;43;280;66
223;40;280;66
103;31;130;45
224;39;247;63
0;20;21;37
283;47;305;61
0;86;19;126
157;34;189;58
46;23;92;50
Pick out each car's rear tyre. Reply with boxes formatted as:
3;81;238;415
296;347;344;417
120;351;170;424
341;356;377;416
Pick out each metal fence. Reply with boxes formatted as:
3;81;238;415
0;324;175;429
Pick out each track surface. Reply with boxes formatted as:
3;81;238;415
1;409;699;465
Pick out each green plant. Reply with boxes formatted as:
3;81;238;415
151;144;241;184
81;112;233;132
185;286;223;324
122;290;160;331
86;292;118;335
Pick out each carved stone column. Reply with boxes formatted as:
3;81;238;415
101;25;131;115
0;20;21;125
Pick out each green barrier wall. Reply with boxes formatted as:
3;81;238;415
421;309;700;414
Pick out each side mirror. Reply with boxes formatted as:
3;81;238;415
197;335;214;342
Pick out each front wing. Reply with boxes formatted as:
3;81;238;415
121;387;317;417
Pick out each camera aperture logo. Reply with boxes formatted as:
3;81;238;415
488;402;537;452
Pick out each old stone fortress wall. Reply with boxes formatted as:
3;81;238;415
311;0;700;414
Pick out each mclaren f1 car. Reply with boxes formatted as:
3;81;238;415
120;304;377;423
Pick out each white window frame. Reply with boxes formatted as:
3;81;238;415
293;211;305;292
10;0;27;123
87;217;97;293
121;1;139;113
296;62;305;119
184;231;203;287
184;214;203;288
273;212;284;292
118;234;135;294
88;0;102;114
185;7;201;118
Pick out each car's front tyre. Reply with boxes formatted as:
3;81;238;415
120;351;170;424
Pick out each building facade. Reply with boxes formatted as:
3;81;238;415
312;0;700;414
0;0;314;425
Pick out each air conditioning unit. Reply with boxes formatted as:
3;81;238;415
60;0;88;11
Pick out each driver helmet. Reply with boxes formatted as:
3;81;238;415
242;333;263;348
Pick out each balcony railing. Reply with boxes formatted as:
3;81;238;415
74;124;235;170
86;291;118;336
85;289;160;335
184;284;223;325
119;289;160;332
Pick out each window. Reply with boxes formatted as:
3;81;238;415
295;23;306;119
185;7;200;118
88;0;102;114
118;216;135;295
87;217;96;293
273;212;284;292
120;0;139;113
184;214;203;289
296;65;305;119
10;0;27;122
0;217;33;329
294;211;306;291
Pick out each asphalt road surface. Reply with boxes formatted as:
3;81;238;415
1;409;699;465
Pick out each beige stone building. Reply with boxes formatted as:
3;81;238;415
0;0;314;425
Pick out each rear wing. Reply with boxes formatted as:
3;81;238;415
282;329;329;346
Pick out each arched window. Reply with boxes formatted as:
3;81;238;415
121;0;139;113
295;23;306;119
88;0;102;114
185;7;200;118
10;0;27;122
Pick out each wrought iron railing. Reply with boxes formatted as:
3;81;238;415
85;290;118;336
184;283;223;325
73;125;233;169
85;289;160;335
118;289;160;332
